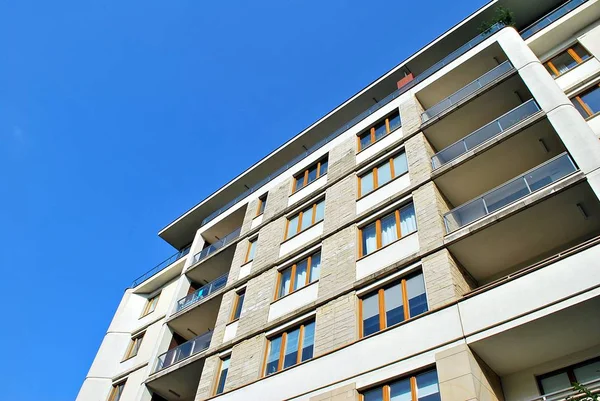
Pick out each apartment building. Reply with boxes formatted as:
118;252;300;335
77;1;600;400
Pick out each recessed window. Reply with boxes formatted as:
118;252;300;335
256;194;267;216
359;202;417;257
357;110;401;152
293;157;328;193
285;199;325;239
245;238;257;263
358;152;408;197
141;294;160;317
361;369;441;401
230;289;245;321
277;251;321;299
537;357;600;394
215;356;230;395
544;43;591;78
571;83;600;119
123;333;144;360
264;320;315;376
359;271;428;337
108;381;126;401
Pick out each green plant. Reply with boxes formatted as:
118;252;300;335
479;7;516;34
566;382;599;401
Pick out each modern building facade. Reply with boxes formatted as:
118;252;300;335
77;1;600;400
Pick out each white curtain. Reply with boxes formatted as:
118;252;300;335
380;214;398;246
400;203;417;235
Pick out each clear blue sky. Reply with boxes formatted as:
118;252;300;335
0;1;486;400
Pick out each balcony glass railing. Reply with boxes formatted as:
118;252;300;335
131;246;191;287
444;153;577;233
153;330;213;373
199;24;505;228
527;378;600;401
193;227;241;264
520;0;588;39
176;274;228;312
431;99;541;169
421;60;514;122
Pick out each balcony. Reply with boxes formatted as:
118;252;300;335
193;227;240;264
520;0;589;39
175;274;227;313
154;330;212;373
131;246;190;291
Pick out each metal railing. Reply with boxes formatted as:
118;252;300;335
199;23;506;228
153;330;213;373
431;99;541;169
131;246;191;288
193;227;241;264
444;153;577;233
527;378;600;401
520;0;588;39
421;60;514;122
176;274;228;312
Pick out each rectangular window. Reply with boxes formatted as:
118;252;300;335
245;238;257;263
277;251;321;299
359;202;416;257
293;157;328;193
358;152;408;197
359;271;428;337
230;289;245;321
285;199;325;239
123;333;144;360
357;111;402;151
361;369;441;401
544;43;591;78
256;194;267;216
264;320;315;376
571;83;600;119
538;357;600;395
215;356;230;395
108;381;126;401
141;294;160;317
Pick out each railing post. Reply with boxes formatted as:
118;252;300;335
482;198;490;214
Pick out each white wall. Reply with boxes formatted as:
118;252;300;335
279;222;324;257
288;175;328;207
268;282;319;322
356;174;411;215
356;233;420;280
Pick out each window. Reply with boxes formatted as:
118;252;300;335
359;271;428;337
538;357;600;395
285;199;325;239
293;158;328;193
245;238;257;263
358;111;401;151
277;251;321;299
256;194;267;216
108;381;126;401
359;203;417;257
264;320;315;376
361;369;441;401
358;152;408;197
123;333;144;360
230;288;245;321
141;294;160;317
544;43;591;78
571;83;600;119
215;356;230;395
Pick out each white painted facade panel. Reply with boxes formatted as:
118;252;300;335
279;222;324;257
356;174;411;215
356;232;420;280
222;320;239;343
356;128;404;165
268;282;319;322
288;175;328;207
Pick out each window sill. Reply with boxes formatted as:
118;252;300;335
551;57;592;79
356;125;402;154
228;317;240;325
357;172;409;200
282;219;324;244
290;173;327;196
585;111;600;121
241;259;253;267
271;280;319;304
359;310;427;340
357;230;417;261
120;354;138;363
139;310;155;320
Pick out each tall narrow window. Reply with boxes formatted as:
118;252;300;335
359;203;416;257
357;111;402;151
230;289;245;321
571;83;600;119
358;152;408;197
123;333;144;360
293;157;328;193
359;271;428;337
277;251;321;299
256;194;268;216
544;43;591;78
537;357;600;394
360;369;440;401
141;293;160;317
215;356;230;395
245;238;257;263
285;199;325;239
264;320;315;376
108;381;126;401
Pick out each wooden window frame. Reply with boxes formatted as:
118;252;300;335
284;199;325;240
213;355;231;396
292;157;328;194
140;293;160;318
262;321;314;376
358;277;411;338
107;381;126;401
357;152;406;197
358;204;415;258
230;288;246;322
123;332;144;361
245;238;257;263
359;369;436;401
275;251;321;300
357;111;401;152
572;83;600;119
544;43;591;78
256;194;267;216
536;356;600;395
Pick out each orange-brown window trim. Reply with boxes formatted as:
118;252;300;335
357;111;400;151
357;154;405;197
544;44;591;78
358;370;433;401
244;239;256;263
572;83;600;118
292;158;328;193
284;200;324;240
107;382;126;401
229;289;245;321
262;321;312;376
123;333;144;360
358;278;411;338
140;293;160;317
276;252;318;299
358;205;411;258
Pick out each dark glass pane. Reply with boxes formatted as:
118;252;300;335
265;336;282;375
580;86;600;115
574;360;600;384
362;292;380;336
540;373;571;394
390;377;412;401
307;165;318;184
549;51;578;75
384;283;404;327
215;358;230;395
363;387;384;401
389;112;401;130
360;131;372;149
294;174;305;191
416;370;441;401
407;273;428;318
233;292;245;320
301;321;315;361
573;43;591;62
283;327;300;369
375;120;387;140
319;159;328;176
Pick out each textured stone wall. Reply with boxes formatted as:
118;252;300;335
313;292;358;357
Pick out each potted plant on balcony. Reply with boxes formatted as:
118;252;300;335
479;7;515;34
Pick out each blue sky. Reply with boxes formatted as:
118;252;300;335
0;1;486;400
